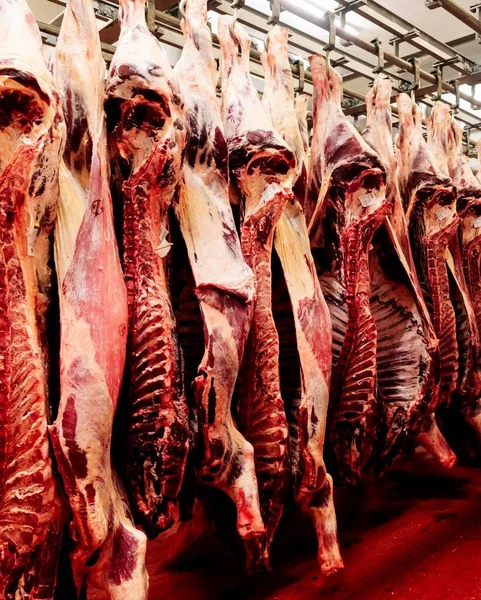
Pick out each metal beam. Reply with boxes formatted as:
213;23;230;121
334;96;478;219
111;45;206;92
213;0;413;87
279;0;481;109
337;0;474;74
426;0;481;36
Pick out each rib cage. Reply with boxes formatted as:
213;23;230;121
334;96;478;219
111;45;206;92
307;56;391;482
261;31;340;575
239;198;291;548
106;0;190;537
218;16;298;566
370;253;431;465
397;95;459;411
358;77;440;467
173;1;265;567
0;0;65;595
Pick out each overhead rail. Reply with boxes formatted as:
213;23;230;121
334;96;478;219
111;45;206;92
426;0;481;37
338;0;475;74
35;0;481;149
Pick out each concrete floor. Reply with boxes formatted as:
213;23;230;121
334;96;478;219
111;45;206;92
89;451;481;599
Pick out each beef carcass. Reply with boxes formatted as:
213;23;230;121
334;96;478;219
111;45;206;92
0;1;66;596
105;0;190;536
396;94;458;467
307;56;391;482
426;105;481;441
261;26;342;574
361;76;441;467
50;0;148;596
173;0;266;568
218;16;297;563
449;121;481;350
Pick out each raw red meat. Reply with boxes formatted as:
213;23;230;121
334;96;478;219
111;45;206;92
425;105;481;440
449;120;481;352
361;76;441;466
50;0;148;596
261;26;342;575
450;126;481;443
173;0;265;567
218;16;297;566
396;94;458;467
0;0;66;596
295;93;310;160
106;0;190;537
308;56;391;482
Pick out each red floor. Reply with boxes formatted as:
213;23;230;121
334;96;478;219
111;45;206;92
89;451;481;599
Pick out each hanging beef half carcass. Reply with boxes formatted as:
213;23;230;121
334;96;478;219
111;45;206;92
50;0;148;596
218;16;297;565
261;26;342;575
105;0;190;537
425;105;481;442
450;121;481;358
361;76;441;468
0;1;66;596
307;55;391;482
173;0;267;568
396;94;458;467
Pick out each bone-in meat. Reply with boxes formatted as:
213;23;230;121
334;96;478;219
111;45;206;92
174;0;266;567
261;26;342;575
361;76;440;467
106;0;190;537
0;1;65;596
308;56;391;482
50;0;148;596
218;16;297;567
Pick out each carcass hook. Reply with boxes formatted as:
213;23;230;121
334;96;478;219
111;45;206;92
296;59;305;94
371;38;384;75
265;0;281;52
324;11;336;68
465;126;471;155
449;79;460;113
179;0;187;20
407;57;420;102
267;0;281;26
432;65;443;101
229;0;245;46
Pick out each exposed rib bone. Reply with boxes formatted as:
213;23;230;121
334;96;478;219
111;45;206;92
105;0;190;538
0;0;66;595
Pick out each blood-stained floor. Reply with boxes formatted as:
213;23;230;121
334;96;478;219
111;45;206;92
89;450;481;599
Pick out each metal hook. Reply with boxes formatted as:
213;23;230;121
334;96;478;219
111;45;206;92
295;59;305;94
471;84;478;110
371;38;384;75
265;0;281;52
465;126;471;155
265;28;271;52
449;79;460;113
267;0;281;26
407;56;420;103
323;11;336;68
229;0;245;47
432;65;443;101
229;9;241;46
179;0;187;20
